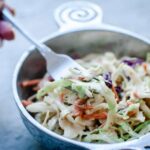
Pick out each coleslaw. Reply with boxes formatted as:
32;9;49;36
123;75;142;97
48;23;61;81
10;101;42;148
22;52;150;143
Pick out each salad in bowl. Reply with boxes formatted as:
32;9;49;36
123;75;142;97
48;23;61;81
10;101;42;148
21;52;150;144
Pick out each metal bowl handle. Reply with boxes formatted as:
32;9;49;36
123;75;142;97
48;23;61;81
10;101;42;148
54;1;103;31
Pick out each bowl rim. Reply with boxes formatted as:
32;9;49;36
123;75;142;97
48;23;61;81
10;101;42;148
13;25;150;149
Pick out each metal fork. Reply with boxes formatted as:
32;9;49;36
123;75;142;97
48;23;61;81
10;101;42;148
2;9;87;80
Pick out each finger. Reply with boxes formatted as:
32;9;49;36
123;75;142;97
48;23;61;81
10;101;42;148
0;20;15;40
4;3;15;15
0;1;4;10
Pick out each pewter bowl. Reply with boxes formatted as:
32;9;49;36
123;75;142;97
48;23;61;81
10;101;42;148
13;1;150;150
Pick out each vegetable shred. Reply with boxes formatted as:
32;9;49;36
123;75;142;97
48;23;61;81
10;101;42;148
22;52;150;143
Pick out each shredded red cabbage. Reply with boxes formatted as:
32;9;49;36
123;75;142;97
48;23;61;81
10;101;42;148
103;73;123;99
122;58;144;67
103;72;112;88
115;86;123;93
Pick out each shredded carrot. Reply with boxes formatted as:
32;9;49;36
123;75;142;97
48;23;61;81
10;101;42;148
112;86;119;102
60;93;65;102
22;100;32;107
142;63;148;74
82;112;107;120
75;104;93;111
75;99;86;105
78;77;85;80
73;99;93;117
74;99;92;110
133;92;140;99
80;105;93;110
21;79;41;87
73;106;82;117
128;110;137;117
72;110;83;117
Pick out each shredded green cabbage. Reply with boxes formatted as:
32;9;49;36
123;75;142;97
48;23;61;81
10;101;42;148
37;79;72;99
134;120;150;133
24;52;150;143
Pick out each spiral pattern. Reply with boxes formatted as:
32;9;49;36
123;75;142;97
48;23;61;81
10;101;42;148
59;7;97;23
55;1;102;26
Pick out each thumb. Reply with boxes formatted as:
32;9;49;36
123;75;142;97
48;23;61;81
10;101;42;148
0;20;15;40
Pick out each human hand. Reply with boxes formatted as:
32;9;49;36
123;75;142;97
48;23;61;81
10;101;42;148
0;0;15;43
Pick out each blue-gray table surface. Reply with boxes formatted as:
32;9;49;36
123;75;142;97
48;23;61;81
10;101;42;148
0;0;150;150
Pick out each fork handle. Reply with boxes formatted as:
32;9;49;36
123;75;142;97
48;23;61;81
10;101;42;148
2;9;55;57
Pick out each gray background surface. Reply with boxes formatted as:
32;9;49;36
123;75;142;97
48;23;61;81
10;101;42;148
0;0;150;150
